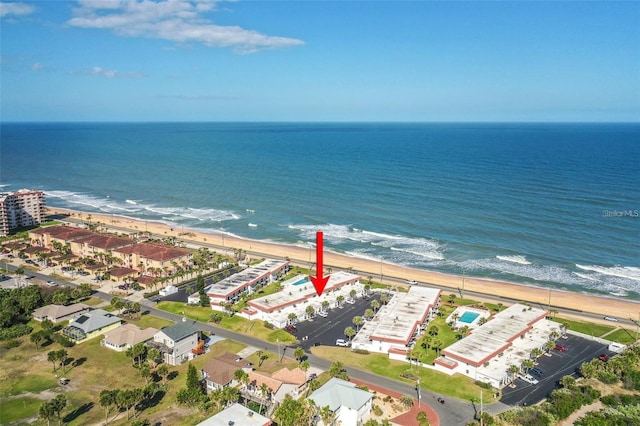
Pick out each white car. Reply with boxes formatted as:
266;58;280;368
345;298;355;305
46;280;58;287
336;339;349;347
406;279;417;284
520;374;539;385
318;311;328;318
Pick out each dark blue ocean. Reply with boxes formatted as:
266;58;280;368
1;122;639;298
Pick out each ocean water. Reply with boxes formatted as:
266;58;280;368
1;122;639;299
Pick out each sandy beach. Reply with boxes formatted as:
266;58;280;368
47;207;639;322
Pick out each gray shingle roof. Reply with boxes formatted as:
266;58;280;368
160;321;199;342
67;309;121;333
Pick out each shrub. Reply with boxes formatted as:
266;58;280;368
53;334;75;347
0;324;33;340
263;321;274;330
474;380;493;389
372;404;383;416
354;348;370;355
2;339;21;349
596;369;618;384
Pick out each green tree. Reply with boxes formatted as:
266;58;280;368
126;343;147;368
370;299;380;312
139;363;152;384
273;394;307;426
320;405;336;426
294;346;305;363
99;389;118;425
47;350;59;372
186;363;203;394
352;316;364;331
39;401;56;426
329;361;349;380
147;348;161;368
344;326;356;342
305;305;315;318
41;318;54;332
156;364;170;384
30;331;45;349
51;394;67;424
364;308;374;320
56;349;68;375
256;350;269;367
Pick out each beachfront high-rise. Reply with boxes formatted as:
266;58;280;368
0;189;46;236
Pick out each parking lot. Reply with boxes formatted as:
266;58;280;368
292;293;386;351
501;333;614;406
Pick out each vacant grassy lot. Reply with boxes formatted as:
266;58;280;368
157;301;297;344
604;328;638;344
0;396;42;424
552;317;616;337
311;346;489;403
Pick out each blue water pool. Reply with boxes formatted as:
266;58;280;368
293;278;309;286
459;311;480;324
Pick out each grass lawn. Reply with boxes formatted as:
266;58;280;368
125;313;174;330
552;317;616;337
0;396;42;424
604;328;638;344
311;346;489;403
82;296;107;306
157;301;297;344
245;350;299;374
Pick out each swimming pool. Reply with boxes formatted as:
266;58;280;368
293;278;309;286
459;311;480;324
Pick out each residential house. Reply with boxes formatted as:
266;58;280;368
308;378;373;426
62;309;122;342
201;352;253;391
195;403;271;426
270;366;307;400
32;303;90;323
152;322;199;366
102;324;158;352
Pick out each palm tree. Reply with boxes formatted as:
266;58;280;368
305;305;315;319
531;348;543;361
321;300;330;313
259;382;270;413
336;295;345;307
352;316;364;332
319;405;336;426
544;340;555;353
371;299;380;312
400;394;414;410
508;364;520;383
380;293;389;305
521;359;534;373
99;389;117;425
448;293;456;305
364;308;374;320
300;360;310;381
287;312;298;325
428;325;439;336
294;347;305;364
432;339;443;357
349;289;357;299
344;326;356;342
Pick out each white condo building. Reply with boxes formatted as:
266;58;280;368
0;189;45;236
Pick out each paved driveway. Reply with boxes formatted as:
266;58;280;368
293;293;386;350
501;334;613;406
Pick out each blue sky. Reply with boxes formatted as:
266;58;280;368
1;0;639;122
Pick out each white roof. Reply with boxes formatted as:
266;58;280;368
443;303;548;366
195;403;270;426
206;259;289;298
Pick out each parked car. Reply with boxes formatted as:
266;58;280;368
598;354;609;362
46;280;58;287
406;279;417;284
530;368;544;377
554;344;567;352
345;298;355;305
603;316;619;322
520;374;539;385
318;311;328;318
335;339;349;347
284;324;297;333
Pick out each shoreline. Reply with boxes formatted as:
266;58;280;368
46;207;640;321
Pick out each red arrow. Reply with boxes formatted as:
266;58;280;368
310;231;330;296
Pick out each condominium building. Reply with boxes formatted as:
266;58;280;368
0;189;45;236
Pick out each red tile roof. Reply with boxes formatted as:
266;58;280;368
116;242;191;262
31;225;94;241
74;234;135;250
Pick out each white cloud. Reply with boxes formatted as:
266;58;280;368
0;2;35;18
67;0;303;53
75;66;147;79
31;62;44;71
